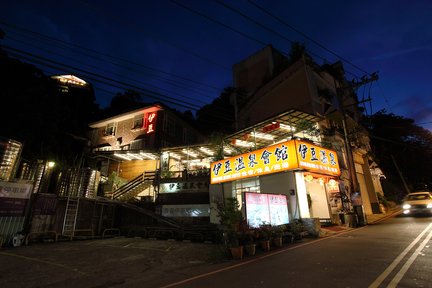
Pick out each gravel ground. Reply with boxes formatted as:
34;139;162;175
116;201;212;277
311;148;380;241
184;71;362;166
0;237;228;288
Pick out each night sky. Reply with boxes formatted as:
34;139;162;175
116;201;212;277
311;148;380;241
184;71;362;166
1;1;431;130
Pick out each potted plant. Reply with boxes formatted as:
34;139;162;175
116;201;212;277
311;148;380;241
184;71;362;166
257;224;272;251
286;219;305;241
216;198;244;259
271;225;284;247
241;230;256;256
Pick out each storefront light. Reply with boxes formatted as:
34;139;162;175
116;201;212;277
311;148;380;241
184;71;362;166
250;132;274;140
114;153;132;160
304;174;314;182
223;147;232;154
232;139;254;147
295;172;311;218
279;123;295;132
182;149;198;157
199;147;214;156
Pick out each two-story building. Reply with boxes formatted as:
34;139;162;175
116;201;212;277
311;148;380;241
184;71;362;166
229;45;382;223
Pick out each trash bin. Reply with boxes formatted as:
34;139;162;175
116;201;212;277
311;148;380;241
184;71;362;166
344;213;358;228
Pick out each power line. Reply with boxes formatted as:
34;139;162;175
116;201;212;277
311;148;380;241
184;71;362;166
0;20;221;96
3;46;236;122
170;0;269;47
172;0;361;79
5;35;212;106
213;0;334;70
247;0;370;77
4;45;201;111
76;0;230;72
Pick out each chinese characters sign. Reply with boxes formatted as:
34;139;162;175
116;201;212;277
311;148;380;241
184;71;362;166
210;140;340;184
296;140;340;176
144;112;157;134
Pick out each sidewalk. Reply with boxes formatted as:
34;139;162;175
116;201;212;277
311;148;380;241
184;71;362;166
320;207;402;236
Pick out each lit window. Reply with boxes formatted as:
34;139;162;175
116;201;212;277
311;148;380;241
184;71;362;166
104;123;117;136
133;114;144;130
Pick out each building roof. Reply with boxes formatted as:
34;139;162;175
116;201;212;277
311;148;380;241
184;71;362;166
103;109;322;162
89;104;163;128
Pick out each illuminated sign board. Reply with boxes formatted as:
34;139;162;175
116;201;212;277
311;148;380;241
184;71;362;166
245;192;289;227
210;140;340;184
144;112;157;134
295;140;340;176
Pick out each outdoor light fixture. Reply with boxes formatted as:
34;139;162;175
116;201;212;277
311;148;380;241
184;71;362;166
168;152;181;160
182;149;198;157
47;161;55;168
127;153;144;160
279;123;295;131
250;132;275;140
232;139;254;147
114;153;132;160
199;147;214;156
139;152;156;160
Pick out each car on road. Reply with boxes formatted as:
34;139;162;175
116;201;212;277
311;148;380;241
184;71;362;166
402;192;432;215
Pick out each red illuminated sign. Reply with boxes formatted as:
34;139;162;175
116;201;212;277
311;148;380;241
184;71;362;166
144;112;157;134
262;122;280;133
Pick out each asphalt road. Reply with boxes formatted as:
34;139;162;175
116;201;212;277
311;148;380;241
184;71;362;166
163;215;432;288
0;215;431;288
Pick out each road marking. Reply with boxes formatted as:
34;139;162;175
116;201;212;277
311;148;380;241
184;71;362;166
387;228;432;288
160;226;367;288
368;223;432;288
0;251;87;275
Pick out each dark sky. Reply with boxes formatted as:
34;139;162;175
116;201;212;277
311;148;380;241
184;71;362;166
1;0;431;130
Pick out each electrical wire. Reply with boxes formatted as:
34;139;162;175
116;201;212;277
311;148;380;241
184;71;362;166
247;0;371;77
5;35;212;106
3;46;237;122
0;20;221;96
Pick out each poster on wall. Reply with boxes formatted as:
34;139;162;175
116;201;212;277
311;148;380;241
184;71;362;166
245;192;289;227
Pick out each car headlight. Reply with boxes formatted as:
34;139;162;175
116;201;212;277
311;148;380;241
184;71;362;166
427;203;432;209
402;204;411;209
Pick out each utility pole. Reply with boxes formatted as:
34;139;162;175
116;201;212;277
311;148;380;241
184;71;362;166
336;70;378;226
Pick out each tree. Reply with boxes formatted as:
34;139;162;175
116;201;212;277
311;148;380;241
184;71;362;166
0;47;99;168
364;110;432;200
101;89;145;118
195;87;236;135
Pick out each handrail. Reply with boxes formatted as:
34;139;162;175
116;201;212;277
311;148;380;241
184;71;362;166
112;171;156;199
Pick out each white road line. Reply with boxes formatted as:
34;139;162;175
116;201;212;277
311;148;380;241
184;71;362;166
368;223;432;288
387;228;432;288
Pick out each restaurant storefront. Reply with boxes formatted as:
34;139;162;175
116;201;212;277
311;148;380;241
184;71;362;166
209;139;342;226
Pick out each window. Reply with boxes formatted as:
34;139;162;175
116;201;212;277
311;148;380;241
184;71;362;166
130;139;144;150
133;114;144;130
104;122;117;136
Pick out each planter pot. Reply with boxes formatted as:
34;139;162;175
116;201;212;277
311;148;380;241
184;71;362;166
260;240;271;251
244;244;256;256
272;237;283;247
229;246;244;260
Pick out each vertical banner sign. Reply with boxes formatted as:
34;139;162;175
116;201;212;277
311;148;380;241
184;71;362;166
144;112;157;134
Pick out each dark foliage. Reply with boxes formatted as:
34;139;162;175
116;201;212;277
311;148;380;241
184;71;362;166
363;110;432;200
0;50;99;168
195;87;235;135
